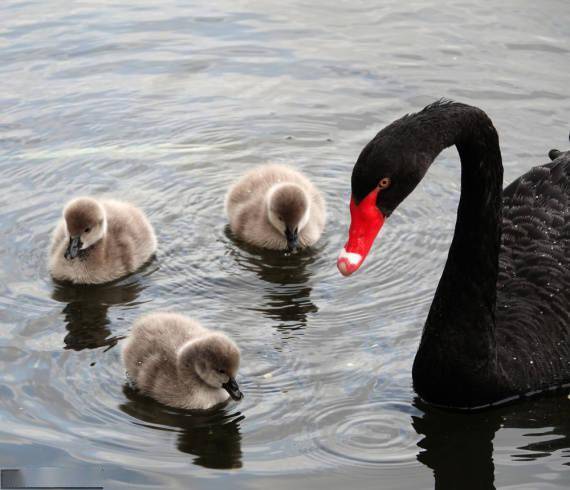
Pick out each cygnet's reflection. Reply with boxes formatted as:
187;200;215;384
120;384;243;469
412;395;570;490
51;277;146;351
226;227;318;332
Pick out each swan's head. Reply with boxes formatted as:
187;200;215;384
63;197;107;259
267;183;310;252
178;333;243;402
337;106;439;276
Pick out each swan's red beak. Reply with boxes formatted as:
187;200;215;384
337;188;385;276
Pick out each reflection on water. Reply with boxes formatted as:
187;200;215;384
120;385;243;470
51;274;149;351
413;395;570;490
226;226;319;333
414;400;498;490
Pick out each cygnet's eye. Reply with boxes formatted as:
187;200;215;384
217;369;226;374
84;227;91;233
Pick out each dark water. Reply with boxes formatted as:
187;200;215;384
1;1;569;488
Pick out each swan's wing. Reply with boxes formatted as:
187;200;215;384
496;152;569;336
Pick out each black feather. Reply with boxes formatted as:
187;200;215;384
351;101;570;408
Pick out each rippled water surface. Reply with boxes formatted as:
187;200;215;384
1;1;569;488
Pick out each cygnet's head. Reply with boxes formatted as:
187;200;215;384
267;183;310;252
63;197;107;259
178;333;243;401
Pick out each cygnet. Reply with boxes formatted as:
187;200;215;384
225;164;326;251
49;197;157;284
122;312;243;410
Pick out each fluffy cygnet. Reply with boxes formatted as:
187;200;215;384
49;197;157;284
122;312;243;410
225;164;326;251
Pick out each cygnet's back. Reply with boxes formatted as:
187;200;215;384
122;312;242;410
49;198;157;284
225;164;326;250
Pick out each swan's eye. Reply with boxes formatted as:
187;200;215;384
84;227;91;233
378;177;391;189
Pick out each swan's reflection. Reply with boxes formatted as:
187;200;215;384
245;248;319;325
51;277;145;351
413;395;570;490
226;227;318;334
120;384;243;469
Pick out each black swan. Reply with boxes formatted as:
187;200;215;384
337;100;569;409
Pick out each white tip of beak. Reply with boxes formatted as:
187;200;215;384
337;248;363;276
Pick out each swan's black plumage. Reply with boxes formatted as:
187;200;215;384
493;151;569;399
351;101;569;408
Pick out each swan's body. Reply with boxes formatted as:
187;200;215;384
49;197;157;284
225;164;326;251
338;101;569;409
122;312;242;410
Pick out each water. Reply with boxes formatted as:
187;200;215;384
1;0;569;488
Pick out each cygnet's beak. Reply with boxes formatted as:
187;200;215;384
222;377;243;401
285;227;299;252
64;236;82;260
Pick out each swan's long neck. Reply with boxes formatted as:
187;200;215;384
412;104;504;407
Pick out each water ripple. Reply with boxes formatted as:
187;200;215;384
309;400;420;471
